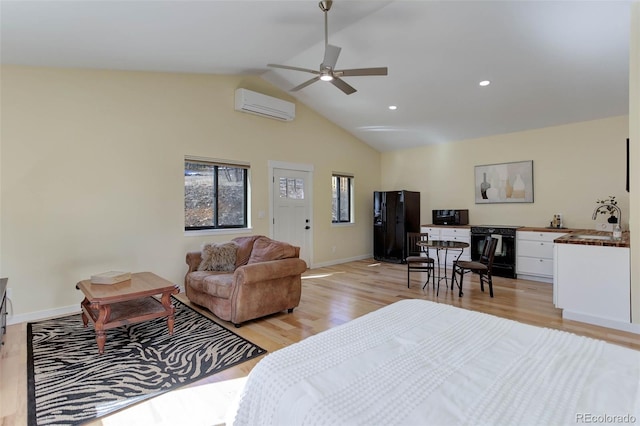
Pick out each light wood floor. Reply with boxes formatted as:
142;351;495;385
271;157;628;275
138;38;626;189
1;259;639;425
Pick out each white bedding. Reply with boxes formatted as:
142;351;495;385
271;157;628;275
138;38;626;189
229;299;640;425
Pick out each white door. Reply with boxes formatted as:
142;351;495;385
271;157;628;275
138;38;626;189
272;168;312;266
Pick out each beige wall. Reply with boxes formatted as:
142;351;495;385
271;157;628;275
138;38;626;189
381;116;630;230
2;16;638;322
0;66;381;317
382;115;635;321
630;1;639;323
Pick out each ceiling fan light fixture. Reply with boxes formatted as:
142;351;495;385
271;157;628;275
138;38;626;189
267;0;387;95
479;80;491;87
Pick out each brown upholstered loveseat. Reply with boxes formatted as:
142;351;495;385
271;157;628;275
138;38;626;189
185;235;307;327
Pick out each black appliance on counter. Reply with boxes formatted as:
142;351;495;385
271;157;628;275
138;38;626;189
432;209;469;226
470;225;522;278
374;190;420;263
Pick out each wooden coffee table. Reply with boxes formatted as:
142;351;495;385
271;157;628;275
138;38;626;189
76;272;179;354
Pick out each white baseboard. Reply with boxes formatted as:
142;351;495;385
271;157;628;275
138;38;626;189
6;257;377;325
562;310;640;334
310;254;372;269
7;304;80;326
7;256;375;325
516;274;552;284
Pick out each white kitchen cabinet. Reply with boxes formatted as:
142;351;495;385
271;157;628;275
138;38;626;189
554;243;630;329
421;226;471;265
440;227;471;264
422;226;441;242
516;231;567;283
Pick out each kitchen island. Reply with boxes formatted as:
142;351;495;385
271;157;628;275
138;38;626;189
553;229;636;333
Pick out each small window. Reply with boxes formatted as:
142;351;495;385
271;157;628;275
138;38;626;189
332;174;352;223
279;177;305;199
184;158;249;230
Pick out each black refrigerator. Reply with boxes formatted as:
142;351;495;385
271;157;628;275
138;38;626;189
373;190;420;263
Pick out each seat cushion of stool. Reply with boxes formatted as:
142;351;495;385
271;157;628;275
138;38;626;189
455;261;487;272
406;256;434;263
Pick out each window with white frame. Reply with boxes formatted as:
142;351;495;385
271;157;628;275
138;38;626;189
184;157;249;230
332;173;353;223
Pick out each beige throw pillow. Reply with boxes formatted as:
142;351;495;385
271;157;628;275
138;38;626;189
198;242;238;272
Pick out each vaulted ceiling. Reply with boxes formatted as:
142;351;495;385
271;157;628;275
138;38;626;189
1;1;632;151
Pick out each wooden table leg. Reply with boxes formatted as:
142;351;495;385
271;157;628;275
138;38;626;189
161;288;178;335
80;298;89;328
96;330;107;355
94;304;111;354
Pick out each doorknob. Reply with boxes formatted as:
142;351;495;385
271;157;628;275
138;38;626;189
305;226;311;230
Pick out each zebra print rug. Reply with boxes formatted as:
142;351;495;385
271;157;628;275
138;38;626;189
27;298;266;426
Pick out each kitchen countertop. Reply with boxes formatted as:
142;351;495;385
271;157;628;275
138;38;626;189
518;226;573;233
553;229;630;248
422;224;471;228
422;225;630;248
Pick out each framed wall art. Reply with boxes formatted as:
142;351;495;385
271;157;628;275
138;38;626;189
475;160;533;204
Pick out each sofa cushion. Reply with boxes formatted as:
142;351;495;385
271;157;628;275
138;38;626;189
248;237;298;264
198;242;238;272
232;235;263;268
187;271;234;299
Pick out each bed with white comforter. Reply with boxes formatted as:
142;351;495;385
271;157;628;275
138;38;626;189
229;299;640;425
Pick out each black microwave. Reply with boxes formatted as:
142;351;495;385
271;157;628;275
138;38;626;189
432;209;469;226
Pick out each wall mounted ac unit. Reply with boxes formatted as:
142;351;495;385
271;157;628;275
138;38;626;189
234;88;295;121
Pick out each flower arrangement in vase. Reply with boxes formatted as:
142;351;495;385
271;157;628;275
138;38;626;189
595;196;619;223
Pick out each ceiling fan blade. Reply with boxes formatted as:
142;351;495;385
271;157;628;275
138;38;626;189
268;64;320;75
269;1;381;96
291;76;321;92
331;77;357;95
335;67;388;77
322;44;342;69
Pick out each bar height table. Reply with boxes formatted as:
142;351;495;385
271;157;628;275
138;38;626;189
417;240;470;296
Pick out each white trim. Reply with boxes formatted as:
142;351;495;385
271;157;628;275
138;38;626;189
562;310;640;334
332;171;354;178
268;161;314;172
268;161;314;268
185;155;250;168
310;254;372;269
7;304;79;326
331;173;355;226
184;228;253;237
184;155;252;230
516;273;552;284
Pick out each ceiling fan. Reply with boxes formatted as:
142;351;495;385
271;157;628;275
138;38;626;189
267;0;388;95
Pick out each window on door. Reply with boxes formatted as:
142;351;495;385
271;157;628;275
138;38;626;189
332;173;353;223
279;177;305;199
184;157;249;230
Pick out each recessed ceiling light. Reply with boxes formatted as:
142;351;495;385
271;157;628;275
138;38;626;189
479;80;491;87
388;105;397;110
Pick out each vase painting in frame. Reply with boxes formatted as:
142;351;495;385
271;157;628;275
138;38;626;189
475;160;533;204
